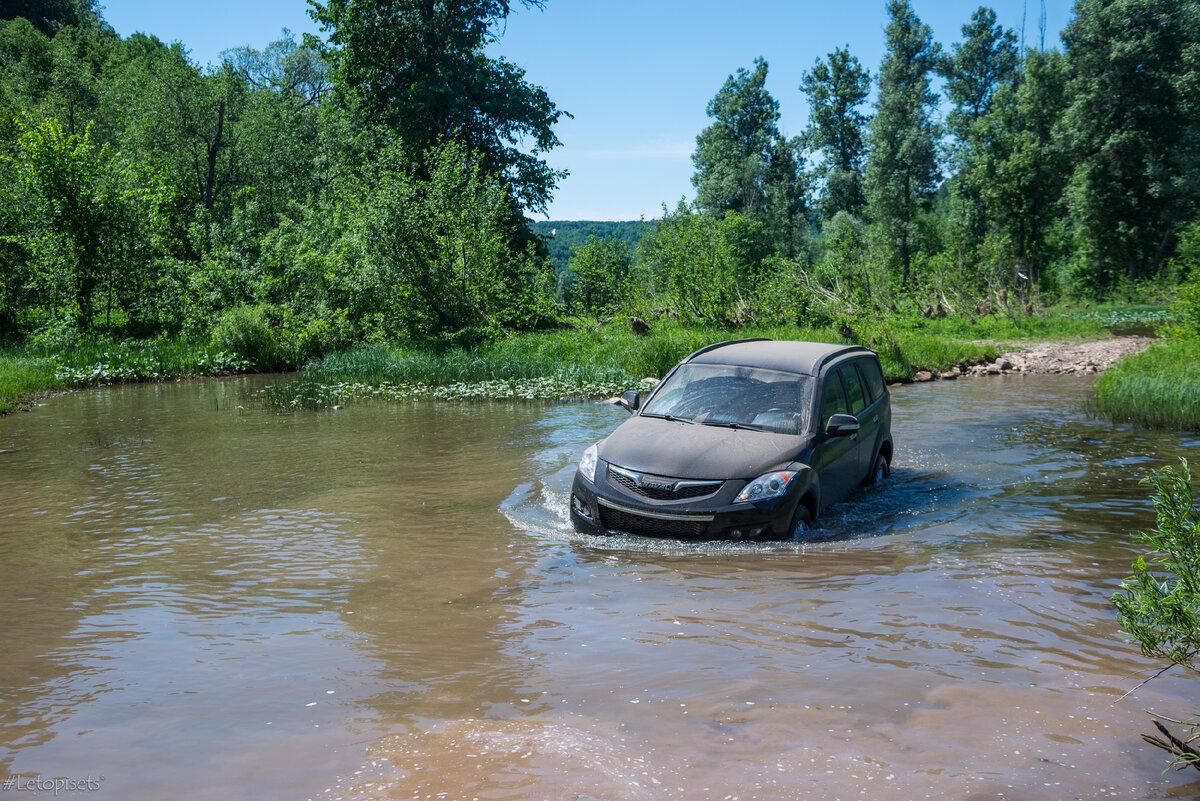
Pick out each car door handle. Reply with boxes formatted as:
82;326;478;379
872;415;879;424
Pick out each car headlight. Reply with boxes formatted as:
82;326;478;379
578;444;598;483
734;471;794;503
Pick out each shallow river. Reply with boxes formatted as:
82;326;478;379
1;375;1199;800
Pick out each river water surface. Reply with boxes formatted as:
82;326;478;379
1;375;1199;800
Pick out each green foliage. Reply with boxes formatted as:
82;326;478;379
210;304;281;370
1062;0;1200;287
801;47;871;219
528;220;645;278
1114;460;1200;668
567;234;634;315
639;202;770;323
865;0;942;285
692;58;808;255
308;0;568;213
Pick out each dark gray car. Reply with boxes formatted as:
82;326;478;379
570;338;892;540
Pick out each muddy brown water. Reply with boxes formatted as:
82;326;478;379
2;375;1199;800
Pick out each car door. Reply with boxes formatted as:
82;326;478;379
810;366;860;511
840;359;877;483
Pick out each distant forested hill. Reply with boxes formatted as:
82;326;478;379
530;220;648;274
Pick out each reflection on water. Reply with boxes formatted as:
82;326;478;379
1;375;1199;799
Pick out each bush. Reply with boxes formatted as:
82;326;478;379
210;305;281;370
1112;460;1200;771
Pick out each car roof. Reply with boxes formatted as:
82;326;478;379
684;339;875;376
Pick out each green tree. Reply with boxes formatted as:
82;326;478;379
567;234;633;316
864;0;942;286
939;7;1018;249
977;48;1069;296
800;46;871;220
693;57;782;218
1061;0;1200;289
308;0;568;214
2;0;104;37
356;140;556;338
8;117;169;332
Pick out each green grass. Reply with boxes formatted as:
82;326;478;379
1092;339;1200;431
1;337;253;414
0;354;60;414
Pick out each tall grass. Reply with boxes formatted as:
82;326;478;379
0;354;59;413
1093;340;1200;431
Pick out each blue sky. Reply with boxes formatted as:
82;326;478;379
101;1;1077;221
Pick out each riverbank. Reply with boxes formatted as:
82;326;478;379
1092;339;1200;430
1;312;1175;420
259;315;1109;408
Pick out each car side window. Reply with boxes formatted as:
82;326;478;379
821;370;849;427
858;357;885;402
841;364;868;415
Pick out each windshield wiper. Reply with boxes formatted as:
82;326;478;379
643;413;695;424
699;420;765;431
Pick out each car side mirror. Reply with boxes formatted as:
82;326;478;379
824;413;860;437
618;390;641;413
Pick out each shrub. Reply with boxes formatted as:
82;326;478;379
210;305;281;370
1112;460;1200;771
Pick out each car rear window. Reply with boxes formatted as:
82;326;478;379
841;364;868;415
858;357;886;401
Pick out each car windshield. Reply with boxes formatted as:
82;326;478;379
641;363;812;435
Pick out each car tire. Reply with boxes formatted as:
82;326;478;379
788;503;812;539
868;453;890;486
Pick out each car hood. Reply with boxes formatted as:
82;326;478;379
599;416;811;480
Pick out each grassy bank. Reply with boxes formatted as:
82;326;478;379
0;339;251;414
263;314;1110;409
1093;339;1200;430
0;311;1124;415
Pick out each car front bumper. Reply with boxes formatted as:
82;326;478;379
570;465;801;540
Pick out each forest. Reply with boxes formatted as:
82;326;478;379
1;0;1199;423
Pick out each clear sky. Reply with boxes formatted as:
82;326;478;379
101;1;1077;221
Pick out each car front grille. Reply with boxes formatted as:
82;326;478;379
598;506;711;539
607;467;723;501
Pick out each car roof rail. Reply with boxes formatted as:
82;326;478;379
680;338;773;364
811;345;877;374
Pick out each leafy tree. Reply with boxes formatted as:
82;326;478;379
567;234;633;316
2;0;104;37
356;140;557;337
693;57;781;218
8;117;169;332
308;0;568;214
1061;0;1200;289
800;46;871;220
640;201;768;323
940;7;1018;142
977;48;1069;296
864;0;942;285
939;7;1018;249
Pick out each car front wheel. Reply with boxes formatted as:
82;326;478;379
868;453;890;486
788;503;812;539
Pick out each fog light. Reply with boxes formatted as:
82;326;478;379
731;529;743;539
571;495;593;521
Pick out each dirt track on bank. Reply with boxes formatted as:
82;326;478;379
912;336;1155;382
